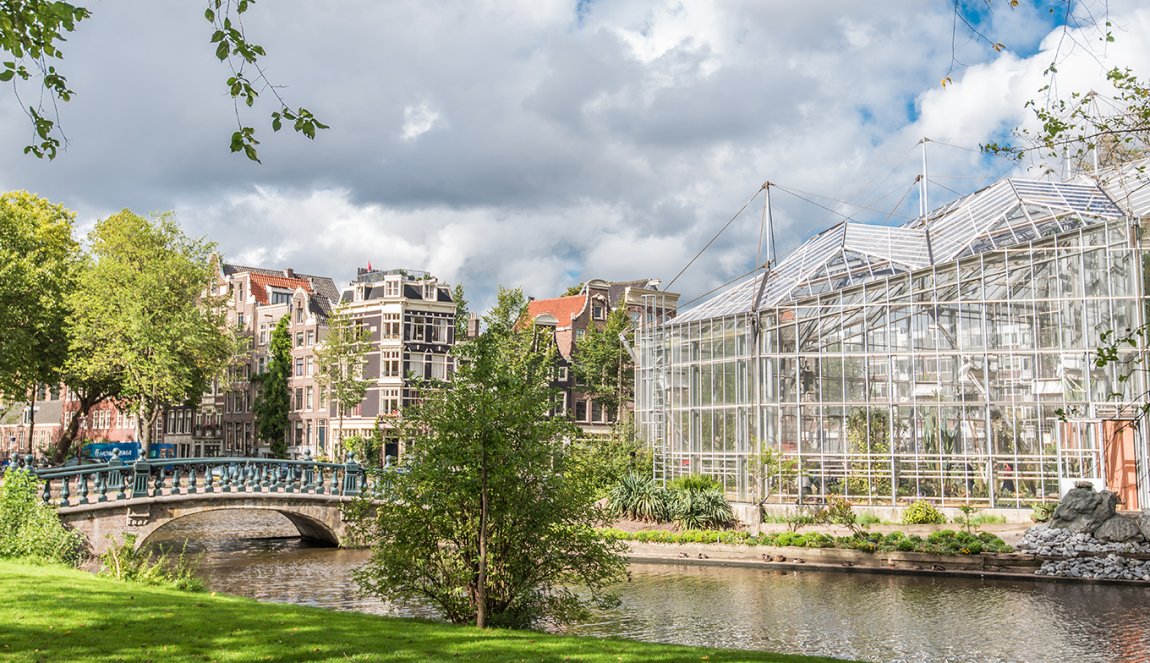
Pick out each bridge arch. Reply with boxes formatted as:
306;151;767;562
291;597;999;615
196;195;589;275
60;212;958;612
58;494;356;556
136;506;342;550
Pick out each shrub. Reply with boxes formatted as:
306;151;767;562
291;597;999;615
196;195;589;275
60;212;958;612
670;487;733;530
667;475;723;493
902;500;946;525
1031;502;1057;523
0;469;84;565
99;534;204;592
817;495;863;535
608;473;672;522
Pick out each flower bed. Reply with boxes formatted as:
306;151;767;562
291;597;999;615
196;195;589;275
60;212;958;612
602;527;1012;556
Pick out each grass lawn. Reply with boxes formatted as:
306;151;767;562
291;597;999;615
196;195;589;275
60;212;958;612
0;560;847;662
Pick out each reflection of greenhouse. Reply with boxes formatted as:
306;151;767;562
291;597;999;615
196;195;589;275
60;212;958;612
637;167;1150;509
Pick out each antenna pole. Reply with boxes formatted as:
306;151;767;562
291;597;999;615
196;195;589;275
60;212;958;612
919;137;930;218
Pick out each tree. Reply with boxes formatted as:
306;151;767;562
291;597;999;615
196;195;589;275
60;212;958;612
0;1;325;161
253;315;290;458
451;283;469;342
0;191;79;451
68;210;234;452
353;288;626;629
314;304;370;459
573;307;634;424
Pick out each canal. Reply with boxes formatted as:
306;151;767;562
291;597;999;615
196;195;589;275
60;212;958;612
147;511;1150;663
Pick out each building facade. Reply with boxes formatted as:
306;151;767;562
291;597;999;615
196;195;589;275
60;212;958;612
333;268;457;462
637;168;1150;510
528;279;678;436
161;263;340;458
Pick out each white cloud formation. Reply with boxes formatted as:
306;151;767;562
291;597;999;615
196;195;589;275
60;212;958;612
0;0;1146;313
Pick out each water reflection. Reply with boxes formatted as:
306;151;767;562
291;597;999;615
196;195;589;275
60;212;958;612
145;511;1150;663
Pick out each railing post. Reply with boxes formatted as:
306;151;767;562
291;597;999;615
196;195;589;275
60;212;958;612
132;458;152;499
110;451;126;501
342;452;362;496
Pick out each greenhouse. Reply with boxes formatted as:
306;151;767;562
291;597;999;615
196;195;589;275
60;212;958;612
636;166;1150;509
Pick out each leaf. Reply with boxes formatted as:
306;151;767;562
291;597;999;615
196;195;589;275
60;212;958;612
215;41;229;60
0;70;12;82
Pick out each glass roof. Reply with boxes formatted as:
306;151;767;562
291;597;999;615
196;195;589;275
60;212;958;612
672;176;1127;325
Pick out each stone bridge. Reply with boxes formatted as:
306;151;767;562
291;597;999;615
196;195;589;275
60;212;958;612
22;454;380;555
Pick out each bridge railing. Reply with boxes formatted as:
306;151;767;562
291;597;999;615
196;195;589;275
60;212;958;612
22;451;373;508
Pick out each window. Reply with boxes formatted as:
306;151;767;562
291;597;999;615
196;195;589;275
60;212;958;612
237;312;245;327
382;313;401;339
431;318;450;343
295;388;304;410
271;290;292;305
306;330;315;346
258;356;267;374
306;356;314;376
554;391;568;416
557;366;569;382
384;279;401;298
259;326;269;346
295;358;304;376
295;421;304;447
382;349;401;377
575;329;586;341
574;400;588;422
592;303;605;320
409;315;426;341
430;354;448;381
380;388;401;416
296;332;304;347
305;386;314;410
405;353;424;379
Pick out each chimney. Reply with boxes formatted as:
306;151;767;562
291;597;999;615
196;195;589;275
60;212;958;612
467;313;481;339
283;268;295;278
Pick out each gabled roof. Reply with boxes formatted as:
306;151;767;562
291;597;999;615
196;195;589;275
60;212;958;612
527;295;586;326
672;176;1126;325
248;273;313;305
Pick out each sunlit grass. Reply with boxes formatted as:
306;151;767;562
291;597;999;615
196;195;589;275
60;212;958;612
0;560;848;662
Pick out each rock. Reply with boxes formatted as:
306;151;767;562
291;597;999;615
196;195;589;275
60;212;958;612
1095;516;1145;544
1139;511;1150;542
1049;486;1118;534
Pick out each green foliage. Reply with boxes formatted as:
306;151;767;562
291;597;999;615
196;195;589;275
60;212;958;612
315;304;371;456
902;500;947;525
253;315;291;458
608;472;733;530
573;307;633;421
1031;502;1058;523
352;288;626;630
98;534;204;592
0;1;323;160
750;446;798;503
668;474;723;493
815;495;863;535
602;527;1012;555
344;430;384;469
0;191;79;402
608;472;672;522
572;421;652;499
452;283;470;341
0;469;83;564
68;210;235;452
845;408;892;498
562;283;584;297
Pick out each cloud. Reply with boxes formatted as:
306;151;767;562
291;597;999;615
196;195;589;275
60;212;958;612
0;0;1146;314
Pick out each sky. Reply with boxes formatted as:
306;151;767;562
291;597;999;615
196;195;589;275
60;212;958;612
2;0;1149;313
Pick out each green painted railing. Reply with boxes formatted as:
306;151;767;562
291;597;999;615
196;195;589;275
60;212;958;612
17;452;373;508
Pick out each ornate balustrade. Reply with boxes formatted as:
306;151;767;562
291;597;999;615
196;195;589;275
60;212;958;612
12;451;375;508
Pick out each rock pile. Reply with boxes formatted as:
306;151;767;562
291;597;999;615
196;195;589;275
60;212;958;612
1017;482;1150;582
1036;555;1150;581
1017;524;1150;556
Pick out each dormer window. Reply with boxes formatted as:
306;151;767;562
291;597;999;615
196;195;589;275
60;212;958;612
384;279;401;298
270;289;292;305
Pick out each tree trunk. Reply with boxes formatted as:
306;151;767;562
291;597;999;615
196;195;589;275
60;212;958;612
52;390;107;464
476;442;488;629
26;386;36;459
